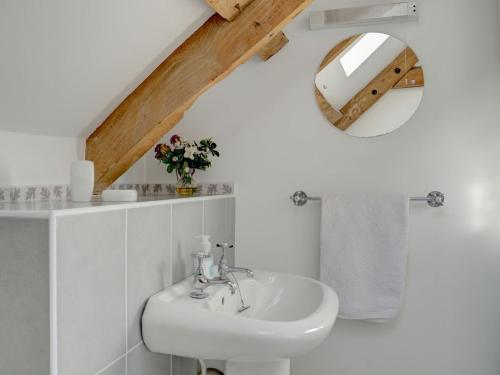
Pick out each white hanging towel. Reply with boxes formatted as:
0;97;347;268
320;194;409;322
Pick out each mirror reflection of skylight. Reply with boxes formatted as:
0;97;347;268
340;33;390;77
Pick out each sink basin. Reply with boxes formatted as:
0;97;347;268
142;271;338;375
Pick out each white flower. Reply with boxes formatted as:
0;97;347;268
172;156;178;162
184;145;197;160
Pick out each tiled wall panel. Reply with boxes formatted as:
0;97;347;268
52;196;235;375
171;202;203;284
172;198;236;375
127;205;172;349
128;343;171;375
57;211;127;375
0;218;50;375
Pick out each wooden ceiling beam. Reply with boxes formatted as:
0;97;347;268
206;0;255;21
334;47;419;131
315;88;343;124
86;0;313;191
393;66;424;89
258;31;289;61
314;35;358;125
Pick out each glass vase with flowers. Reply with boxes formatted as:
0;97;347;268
154;135;219;196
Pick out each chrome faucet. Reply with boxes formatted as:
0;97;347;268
190;252;236;299
216;243;254;279
189;243;253;299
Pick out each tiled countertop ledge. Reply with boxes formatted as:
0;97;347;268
0;193;235;219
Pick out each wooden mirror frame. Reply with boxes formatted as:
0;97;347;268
315;34;424;134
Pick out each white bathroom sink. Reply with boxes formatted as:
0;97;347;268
142;271;339;375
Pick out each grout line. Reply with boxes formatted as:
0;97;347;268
93;340;145;375
169;204;174;375
224;199;228;242
233;197;237;265
170;205;174;286
128;340;144;353
124;210;128;375
94;353;127;375
49;214;58;375
202;200;205;235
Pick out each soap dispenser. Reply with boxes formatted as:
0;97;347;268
195;235;214;278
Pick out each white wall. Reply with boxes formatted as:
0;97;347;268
125;0;500;373
0;130;83;186
0;0;213;187
0;0;212;137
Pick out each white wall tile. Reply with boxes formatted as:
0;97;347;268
0;218;50;375
225;197;236;266
171;202;203;283
172;356;198;375
128;343;171;375
203;199;225;244
172;198;235;375
127;205;172;349
57;211;126;375
225;197;236;245
204;198;236;266
98;358;126;375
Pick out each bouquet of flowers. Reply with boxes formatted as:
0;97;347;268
154;134;219;194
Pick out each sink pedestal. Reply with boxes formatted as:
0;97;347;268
226;359;290;375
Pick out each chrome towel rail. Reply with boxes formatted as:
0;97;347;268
290;191;445;208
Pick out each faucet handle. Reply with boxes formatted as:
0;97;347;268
216;243;234;250
216;243;234;263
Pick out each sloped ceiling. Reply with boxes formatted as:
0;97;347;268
0;0;213;137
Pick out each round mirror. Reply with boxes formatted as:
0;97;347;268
314;33;424;137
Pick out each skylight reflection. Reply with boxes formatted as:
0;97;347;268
340;32;390;77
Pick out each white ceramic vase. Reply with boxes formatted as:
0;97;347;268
70;161;94;202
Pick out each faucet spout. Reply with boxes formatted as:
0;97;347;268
216;243;254;279
190;244;253;299
227;267;254;278
204;278;237;294
191;252;236;299
190;274;236;299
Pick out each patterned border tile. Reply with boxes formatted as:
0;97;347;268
109;182;234;197
0;183;234;203
0;185;71;203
